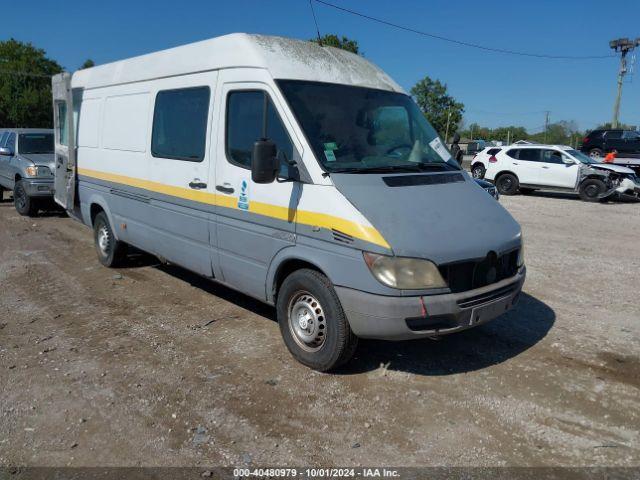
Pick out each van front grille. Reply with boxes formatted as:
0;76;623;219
439;249;519;293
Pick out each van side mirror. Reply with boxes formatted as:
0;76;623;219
562;156;575;165
252;139;279;184
0;146;13;156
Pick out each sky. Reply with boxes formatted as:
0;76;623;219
4;0;639;132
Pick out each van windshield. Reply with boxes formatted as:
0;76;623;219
18;133;54;155
277;80;459;173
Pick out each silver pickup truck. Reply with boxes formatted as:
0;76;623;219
0;129;55;216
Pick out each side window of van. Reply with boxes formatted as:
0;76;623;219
151;86;210;161
226;90;294;170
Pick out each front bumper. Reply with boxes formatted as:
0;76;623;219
335;267;526;340
21;178;54;197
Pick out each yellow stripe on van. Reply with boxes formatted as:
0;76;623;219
77;168;390;249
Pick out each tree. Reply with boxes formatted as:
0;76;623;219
309;34;360;55
0;39;62;128
410;76;464;141
79;59;95;70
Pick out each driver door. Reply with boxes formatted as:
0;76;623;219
537;149;579;189
214;72;303;300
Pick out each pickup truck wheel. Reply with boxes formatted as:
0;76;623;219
579;179;606;202
589;148;603;159
496;173;519;195
471;164;486;179
93;211;128;267
277;268;358;371
14;181;39;217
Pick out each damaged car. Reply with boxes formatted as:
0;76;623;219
474;144;640;202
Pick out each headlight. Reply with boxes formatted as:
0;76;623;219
363;252;447;289
517;239;525;268
25;166;51;177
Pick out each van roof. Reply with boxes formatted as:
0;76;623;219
72;33;404;93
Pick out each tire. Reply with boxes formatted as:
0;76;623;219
276;268;358;371
589;148;603;159
579;178;606;202
14;180;39;217
93;211;128;267
471;164;486;179
496;173;519;195
519;187;536;195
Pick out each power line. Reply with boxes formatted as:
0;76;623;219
314;0;616;60
309;0;323;45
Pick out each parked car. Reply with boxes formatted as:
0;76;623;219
51;33;525;371
471;144;640;202
580;129;640;159
474;178;499;200
0;129;55;216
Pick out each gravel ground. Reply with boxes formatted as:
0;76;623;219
0;191;639;468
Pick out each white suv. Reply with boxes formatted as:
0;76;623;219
470;144;640;202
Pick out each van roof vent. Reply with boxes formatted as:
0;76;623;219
382;173;465;187
332;229;354;245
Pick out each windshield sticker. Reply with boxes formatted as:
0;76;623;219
238;180;249;210
323;142;338;151
324;150;337;162
429;137;452;161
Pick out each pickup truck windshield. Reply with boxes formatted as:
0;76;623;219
277;80;458;173
18;133;54;155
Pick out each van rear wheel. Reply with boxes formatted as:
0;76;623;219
276;269;358;371
93;211;128;267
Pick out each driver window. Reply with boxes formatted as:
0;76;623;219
226;90;296;174
542;149;563;164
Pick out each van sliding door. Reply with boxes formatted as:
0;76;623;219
51;72;76;210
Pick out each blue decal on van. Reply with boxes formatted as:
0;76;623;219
238;180;249;210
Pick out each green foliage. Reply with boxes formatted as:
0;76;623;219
461;120;586;147
309;34;360;55
79;59;95;70
410;76;464;140
0;39;62;128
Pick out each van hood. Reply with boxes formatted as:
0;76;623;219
331;171;522;264
21;153;55;172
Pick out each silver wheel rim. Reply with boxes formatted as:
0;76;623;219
590;150;601;158
472;167;483;179
287;291;326;352
97;225;111;255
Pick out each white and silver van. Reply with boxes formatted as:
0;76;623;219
52;34;525;371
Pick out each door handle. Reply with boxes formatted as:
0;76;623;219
513;162;519;165
188;180;207;190
215;184;234;194
542;166;550;169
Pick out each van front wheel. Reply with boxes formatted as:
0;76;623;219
93;211;127;267
276;269;358;371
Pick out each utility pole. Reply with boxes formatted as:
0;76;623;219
610;38;640;129
444;108;452;145
544;111;550;144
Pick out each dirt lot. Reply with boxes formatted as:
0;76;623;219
0;191;639;468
